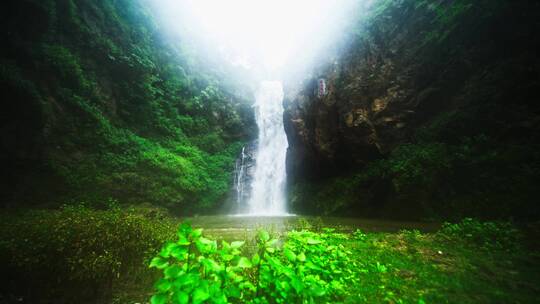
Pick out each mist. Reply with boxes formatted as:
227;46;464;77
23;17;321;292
146;0;371;85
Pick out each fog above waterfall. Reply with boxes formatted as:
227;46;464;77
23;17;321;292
148;0;372;82
146;0;375;215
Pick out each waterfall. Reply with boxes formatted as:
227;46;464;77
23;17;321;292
234;146;247;205
243;81;289;215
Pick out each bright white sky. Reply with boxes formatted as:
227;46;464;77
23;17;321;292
150;0;364;77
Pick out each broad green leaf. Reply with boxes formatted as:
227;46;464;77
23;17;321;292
175;273;196;288
222;254;234;261
190;228;203;238
198;237;213;245
151;293;167;304
177;236;190;246
150;257;168;269
266;239;279;247
297;252;306;262
225;286;241;298
258;230;270;242
202;258;222;272
230;241;245;249
178;222;192;237
291;278;304;292
310;284;326;297
237;257;252;268
164;265;182;279
155;279;172;292
192;287;210;304
221;240;231;251
173;291;189;304
212;293;227;304
170;244;188;260
251;253;260;265
306;238;322;245
159;242;175;258
284;248;296;262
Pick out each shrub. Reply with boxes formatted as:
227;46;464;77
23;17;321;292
438;218;521;251
0;205;176;302
149;223;360;304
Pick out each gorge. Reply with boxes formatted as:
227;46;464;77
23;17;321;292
1;0;539;303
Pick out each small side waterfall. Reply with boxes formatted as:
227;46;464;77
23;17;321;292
234;146;248;205
241;81;289;215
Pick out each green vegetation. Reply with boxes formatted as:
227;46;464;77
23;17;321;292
290;0;539;220
0;205;176;302
1;0;255;211
2;208;537;303
149;224;358;304
149;220;538;304
291;133;540;219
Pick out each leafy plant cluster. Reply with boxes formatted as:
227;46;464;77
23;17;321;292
290;131;540;219
0;205;176;301
149;223;360;304
438;218;522;252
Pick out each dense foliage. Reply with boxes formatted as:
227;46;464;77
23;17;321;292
149;223;361;304
1;0;255;211
149;220;537;304
0;205;176;302
1;211;535;303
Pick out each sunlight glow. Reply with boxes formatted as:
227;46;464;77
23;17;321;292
150;0;360;75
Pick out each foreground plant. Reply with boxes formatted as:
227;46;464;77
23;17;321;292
149;223;359;304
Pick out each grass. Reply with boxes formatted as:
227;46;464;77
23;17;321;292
145;219;539;304
346;231;539;303
1;208;538;303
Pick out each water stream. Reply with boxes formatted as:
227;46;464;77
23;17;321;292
238;81;289;215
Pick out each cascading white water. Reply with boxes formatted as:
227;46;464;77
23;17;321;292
234;146;247;204
245;81;289;215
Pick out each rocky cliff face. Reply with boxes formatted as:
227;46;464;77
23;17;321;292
284;0;540;219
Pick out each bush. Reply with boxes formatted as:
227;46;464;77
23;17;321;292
438;218;521;251
149;223;360;304
0;205;176;302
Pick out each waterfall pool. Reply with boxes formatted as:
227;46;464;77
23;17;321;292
178;215;440;240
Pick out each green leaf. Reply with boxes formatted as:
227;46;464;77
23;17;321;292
237;257;252;268
306;238;322;245
297;252;306;262
221;240;231;251
190;228;203;238
155;279;172;292
231;241;245;249
291;278;304;292
258;230;270;242
198;237;213;245
178;222;192;237
202;258;222;272
170;244;188;260
173;291;189;304
266;239;279;247
151;294;167;304
175;273;195;287
150;257;169;269
284;248;296;262
164;265;182;279
160;242;175;258
251;253;260;265
192;287;210;304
